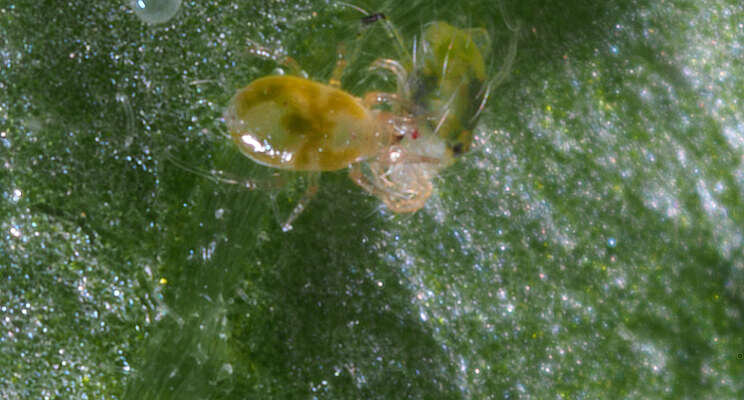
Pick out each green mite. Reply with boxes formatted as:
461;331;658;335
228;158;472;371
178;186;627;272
223;14;518;230
413;21;493;157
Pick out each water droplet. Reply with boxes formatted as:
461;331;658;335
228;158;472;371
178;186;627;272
130;0;182;25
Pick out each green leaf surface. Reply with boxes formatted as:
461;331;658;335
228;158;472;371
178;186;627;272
1;0;743;398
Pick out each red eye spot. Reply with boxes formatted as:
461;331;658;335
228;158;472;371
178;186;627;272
412;129;419;140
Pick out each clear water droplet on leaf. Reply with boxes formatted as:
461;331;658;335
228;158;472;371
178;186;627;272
130;0;182;25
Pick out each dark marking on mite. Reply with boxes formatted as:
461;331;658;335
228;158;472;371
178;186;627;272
282;113;314;136
451;142;464;156
361;13;386;25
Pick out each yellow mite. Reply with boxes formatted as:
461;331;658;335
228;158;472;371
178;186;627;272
225;75;387;171
223;14;518;230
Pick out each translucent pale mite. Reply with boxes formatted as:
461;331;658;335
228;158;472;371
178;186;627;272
223;14;519;231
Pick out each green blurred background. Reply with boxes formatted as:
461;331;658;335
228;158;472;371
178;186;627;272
2;0;743;398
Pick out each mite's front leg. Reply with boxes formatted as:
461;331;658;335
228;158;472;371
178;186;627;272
246;39;307;77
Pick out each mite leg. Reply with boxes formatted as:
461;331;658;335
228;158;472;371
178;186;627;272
349;163;378;199
363;92;415;127
368;58;409;99
246;39;306;77
336;1;411;67
165;150;284;190
487;19;520;88
362;91;401;109
279;172;320;232
468;22;519;126
349;163;404;209
378;19;410;64
329;43;348;88
329;10;386;87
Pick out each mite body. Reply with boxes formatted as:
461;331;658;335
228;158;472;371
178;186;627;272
224;75;388;171
221;13;518;230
